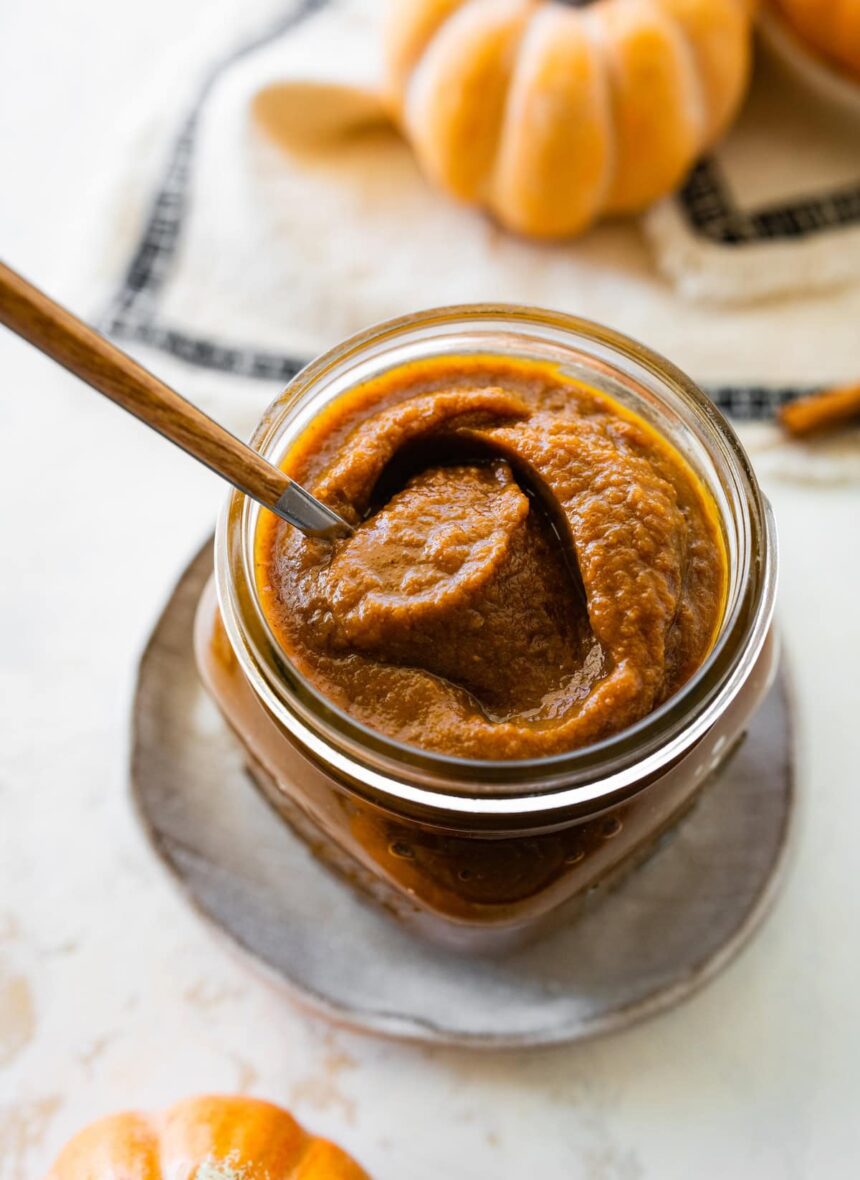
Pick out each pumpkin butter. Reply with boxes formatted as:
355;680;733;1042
257;356;727;760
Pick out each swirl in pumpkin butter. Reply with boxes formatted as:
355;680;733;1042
257;357;726;759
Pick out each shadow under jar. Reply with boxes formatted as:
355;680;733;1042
195;306;778;954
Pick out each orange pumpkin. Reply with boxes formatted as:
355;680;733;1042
773;0;860;77
44;1095;369;1180
385;0;754;237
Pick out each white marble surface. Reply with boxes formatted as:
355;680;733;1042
2;1;860;1177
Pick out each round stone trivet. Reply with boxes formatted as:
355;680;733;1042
131;542;794;1049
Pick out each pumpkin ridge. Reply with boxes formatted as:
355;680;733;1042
488;2;561;218
656;0;752;144
652;0;710;145
777;0;860;77
493;3;616;234
600;0;706;212
283;1131;313;1180
385;0;471;102
44;1097;369;1180
404;0;538;204
588;1;635;213
385;0;754;235
476;0;539;206
580;7;622;224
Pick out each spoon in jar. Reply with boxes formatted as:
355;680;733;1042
0;261;353;540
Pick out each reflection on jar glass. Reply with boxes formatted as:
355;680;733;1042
194;305;778;954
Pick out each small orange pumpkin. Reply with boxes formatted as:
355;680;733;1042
772;0;860;77
45;1095;369;1180
385;0;754;237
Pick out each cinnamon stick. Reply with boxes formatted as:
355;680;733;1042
778;382;860;438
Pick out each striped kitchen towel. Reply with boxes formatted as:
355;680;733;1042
62;0;860;480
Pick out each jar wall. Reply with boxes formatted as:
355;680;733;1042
195;582;778;953
204;307;778;954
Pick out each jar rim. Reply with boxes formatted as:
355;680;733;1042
215;304;777;817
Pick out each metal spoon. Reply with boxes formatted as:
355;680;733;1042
0;261;352;540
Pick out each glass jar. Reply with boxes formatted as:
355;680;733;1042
195;305;778;954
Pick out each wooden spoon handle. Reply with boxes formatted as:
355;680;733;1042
0;260;290;506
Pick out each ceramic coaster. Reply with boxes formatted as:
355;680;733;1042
132;543;795;1049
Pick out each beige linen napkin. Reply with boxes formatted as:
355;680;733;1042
64;0;860;481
